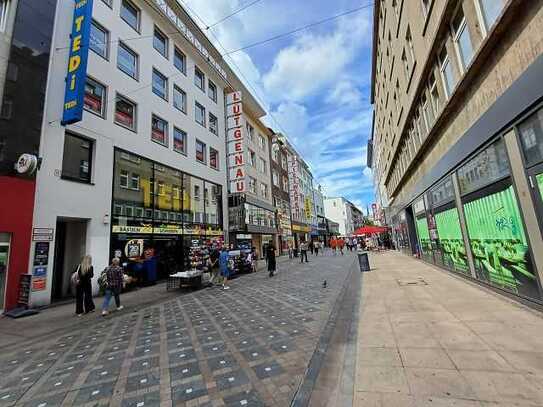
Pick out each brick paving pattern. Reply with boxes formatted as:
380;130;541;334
0;253;356;407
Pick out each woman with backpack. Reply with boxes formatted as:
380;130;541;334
74;255;95;316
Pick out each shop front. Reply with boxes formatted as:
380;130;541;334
110;150;224;285
292;222;311;249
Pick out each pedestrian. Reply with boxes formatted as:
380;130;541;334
338;238;345;255
330;237;337;255
247;247;257;273
314;240;320;256
74;255;95;316
219;247;230;290
309;240;314;255
288;242;293;259
207;248;220;285
300;241;309;263
101;257;124;316
267;244;276;277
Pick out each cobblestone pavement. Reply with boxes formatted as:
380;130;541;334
0;253;357;407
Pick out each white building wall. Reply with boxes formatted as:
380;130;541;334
244;115;272;205
324;197;354;236
29;0;229;306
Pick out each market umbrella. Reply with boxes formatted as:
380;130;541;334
353;225;389;236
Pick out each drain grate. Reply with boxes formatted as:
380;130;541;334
397;278;428;286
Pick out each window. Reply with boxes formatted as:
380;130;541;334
281;154;287;169
196;140;206;163
115;94;136;130
174;48;186;74
249;177;257;194
62;133;93;183
518;107;543;167
272;147;279;162
121;0;140;31
439;47;456;98
173;127;187;155
153;27;168;58
84;78;106;117
401;49;410;82
477;0;506;33
260;183;268;199
195;102;206;126
0;0;10;32
428;73;440;115
173;85;186;113
209;113;218;135
451;8;474;70
131;173;140;190
272;170;279;186
151;115;168;146
258;157;267;174
208;80;217;102
90;20;109;59
152;68;168;100
117;42;138;79
246;123;254;141
259;134;266;150
194;185;201;200
120;170;128;188
194;66;205;91
282;176;289;192
249;150;256;167
210;147;219;169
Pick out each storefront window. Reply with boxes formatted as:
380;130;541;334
186;175;204;224
518;106;543;167
205;182;222;225
433;206;468;273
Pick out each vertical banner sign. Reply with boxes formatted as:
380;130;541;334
288;155;300;220
61;0;94;125
226;92;246;193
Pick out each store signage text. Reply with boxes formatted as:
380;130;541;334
61;0;94;125
288;155;301;220
226;91;246;193
154;0;227;80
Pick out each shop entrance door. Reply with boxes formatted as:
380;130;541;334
0;233;10;311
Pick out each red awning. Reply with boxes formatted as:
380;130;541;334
353;225;389;236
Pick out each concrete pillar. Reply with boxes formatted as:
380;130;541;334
504;130;543;288
451;173;477;279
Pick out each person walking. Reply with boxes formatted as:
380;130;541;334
314;240;320;256
338;238;345;255
247;247;257;273
219;247;230;290
330;237;337;255
267;244;276;277
101;258;124;316
309;240;314;255
74;255;95;316
207;248;220;285
300;241;309;263
288;242;293;259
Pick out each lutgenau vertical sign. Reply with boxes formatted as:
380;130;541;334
61;0;94;125
226;92;246;193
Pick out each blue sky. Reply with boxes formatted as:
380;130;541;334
183;0;375;212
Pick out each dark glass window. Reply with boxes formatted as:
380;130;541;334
62;133;93;183
210;147;219;169
121;0;139;31
208;80;217;102
173;85;186;113
152;68;168;100
194;66;205;91
196;139;206;163
115;94;136;130
518;106;543;167
173;127;187;154
153;27;168;58
118;42;138;79
174;48;186;74
90;20;108;59
195;102;205;126
84;77;106;117
209;112;218;135
151;114;168;146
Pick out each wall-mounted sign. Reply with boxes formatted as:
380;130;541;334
61;0;94;125
15;154;38;175
32;277;47;291
288;155;301;220
18;275;31;306
32;227;54;242
33;242;50;266
226;91;246;193
125;239;144;259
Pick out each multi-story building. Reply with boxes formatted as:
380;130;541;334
312;185;327;242
270;133;292;254
369;0;543;305
324;197;362;236
227;105;276;258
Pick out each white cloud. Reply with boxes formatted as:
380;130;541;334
326;80;363;106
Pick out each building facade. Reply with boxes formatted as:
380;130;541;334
270;133;292;254
312;185;327;242
369;0;543;305
323;197;361;237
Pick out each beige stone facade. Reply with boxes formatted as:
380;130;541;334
370;0;543;207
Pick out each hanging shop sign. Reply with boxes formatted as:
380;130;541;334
226;91;246;193
288;155;301;219
15;154;38;175
304;197;313;219
61;0;94;125
153;0;227;80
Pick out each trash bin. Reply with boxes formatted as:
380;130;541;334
357;251;370;272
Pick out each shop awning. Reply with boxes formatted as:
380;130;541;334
353;225;389;236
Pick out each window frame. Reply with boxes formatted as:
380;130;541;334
173;127;187;155
209;147;219;170
114;93;137;132
152;68;168;101
117;41;139;80
89;19;109;60
194;66;205;92
61;132;94;184
195;139;207;164
450;7;474;73
84;76;107;118
209;112;218;135
174;47;187;75
153;26;169;59
438;46;455;99
151;114;169;147
173;85;187;113
208;80;217;102
195;101;206;127
120;0;140;32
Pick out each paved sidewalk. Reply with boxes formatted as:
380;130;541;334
354;251;543;406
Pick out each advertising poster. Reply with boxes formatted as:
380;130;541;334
415;216;433;263
537;173;543;201
433;208;469;274
463;185;541;300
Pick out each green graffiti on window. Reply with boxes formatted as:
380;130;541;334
537;173;543;201
434;208;468;273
